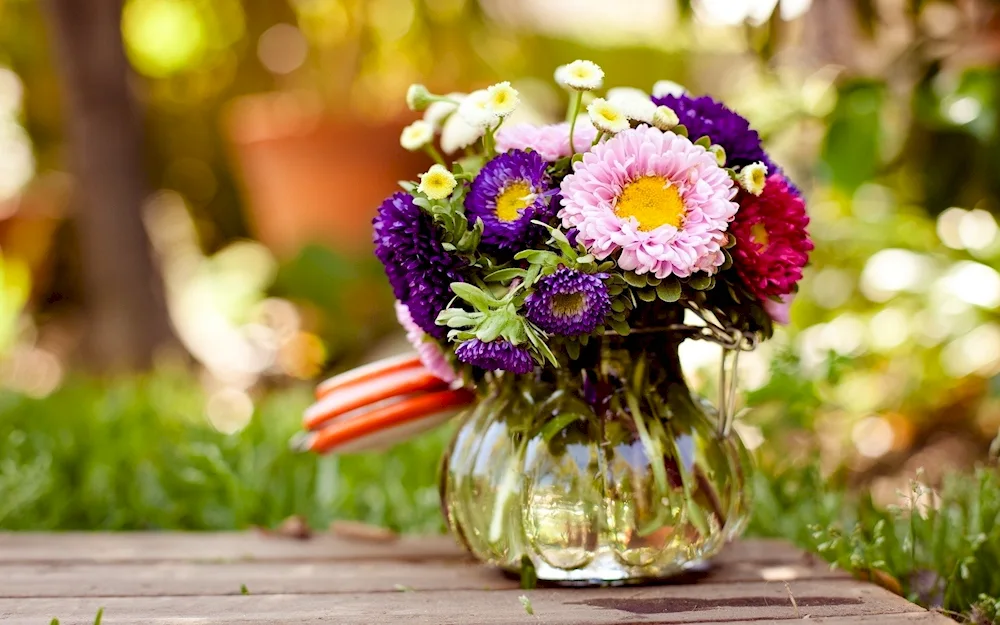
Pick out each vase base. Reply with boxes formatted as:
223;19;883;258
500;551;716;587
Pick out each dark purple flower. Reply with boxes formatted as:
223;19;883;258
465;149;557;253
523;268;610;336
455;338;535;374
650;93;774;170
373;192;465;339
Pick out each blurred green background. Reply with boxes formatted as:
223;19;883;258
1;0;999;543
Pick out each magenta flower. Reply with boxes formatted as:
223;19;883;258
731;174;813;301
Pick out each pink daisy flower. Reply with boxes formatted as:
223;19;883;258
394;301;457;384
731;174;813;301
496;121;598;162
558;125;739;279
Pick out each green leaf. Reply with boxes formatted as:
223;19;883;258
609;319;631;336
638;288;657;302
485;268;526;283
565;340;581;360
540;412;581;442
441;242;457;251
576;254;595;265
476;315;506;342
514;250;561;266
450;282;496;310
695;135;712;148
673;124;688;137
720;248;733;271
688;274;713;290
523;263;542;287
623;272;647;288
656;280;682;302
645;276;661;287
398;181;417;192
611;299;626;313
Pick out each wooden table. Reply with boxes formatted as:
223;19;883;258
0;532;954;624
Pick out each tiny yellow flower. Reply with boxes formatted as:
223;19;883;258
418;164;457;200
406;84;433;111
587;98;629;134
399;120;433;151
652;105;679;131
651;79;686;98
740;162;768;196
485;81;520;117
554;60;604;91
708;144;727;166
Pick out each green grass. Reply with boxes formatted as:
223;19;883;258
751;462;1000;622
0;373;446;532
3;372;999;621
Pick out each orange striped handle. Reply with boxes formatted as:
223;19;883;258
302;388;475;454
303;366;450;431
314;354;423;399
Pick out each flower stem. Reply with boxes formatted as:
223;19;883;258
489;434;527;544
592;131;605;146
567;92;583;155
424;144;446;166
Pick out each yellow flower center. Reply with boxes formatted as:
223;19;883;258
596;104;623;125
495;181;534;222
751;222;769;251
550;292;586;317
614;176;685;232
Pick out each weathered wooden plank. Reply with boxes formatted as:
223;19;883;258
0;579;929;625
0;555;845;599
0;532;809;565
0;531;464;564
720;616;954;625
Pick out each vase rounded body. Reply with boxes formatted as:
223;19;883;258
440;333;753;584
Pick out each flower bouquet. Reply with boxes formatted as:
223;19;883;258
299;60;812;584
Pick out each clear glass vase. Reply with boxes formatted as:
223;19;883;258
440;331;753;584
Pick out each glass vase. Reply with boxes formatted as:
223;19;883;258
440;331;753;584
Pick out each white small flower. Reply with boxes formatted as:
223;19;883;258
485;81;519;117
739;162;768;196
651;80;686;98
608;89;656;124
708;144;727;166
440;103;484;154
652;105;679;131
458;89;500;130
423;93;462;131
554;60;604;91
399;120;433;151
587;98;629;134
418;164;457;200
406;84;433;111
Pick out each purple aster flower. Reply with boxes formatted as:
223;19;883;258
373;192;465;339
465;149;557;253
524;268;610;336
650;93;774;170
455;338;535;374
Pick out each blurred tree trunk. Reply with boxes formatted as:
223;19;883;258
43;0;173;371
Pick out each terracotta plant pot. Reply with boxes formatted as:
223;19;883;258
225;92;429;258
